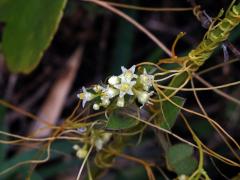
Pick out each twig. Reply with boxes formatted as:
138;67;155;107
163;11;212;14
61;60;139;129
99;1;193;12
193;74;240;106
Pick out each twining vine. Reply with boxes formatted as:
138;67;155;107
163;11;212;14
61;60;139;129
0;0;240;179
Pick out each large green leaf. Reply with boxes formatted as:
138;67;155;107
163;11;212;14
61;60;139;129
0;0;11;19
160;96;185;130
0;149;40;178
166;143;197;175
0;150;44;172
0;0;9;10
0;0;67;73
0;140;74;178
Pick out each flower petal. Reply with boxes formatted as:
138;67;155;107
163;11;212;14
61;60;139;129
121;66;127;73
129;65;136;73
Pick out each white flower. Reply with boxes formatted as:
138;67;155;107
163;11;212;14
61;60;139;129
94;132;112;151
140;68;154;91
103;86;119;98
136;90;154;106
100;96;110;107
77;86;95;107
117;96;125;107
119;65;138;82
114;78;136;98
93;85;104;93
108;76;120;85
114;65;138;99
93;103;100;110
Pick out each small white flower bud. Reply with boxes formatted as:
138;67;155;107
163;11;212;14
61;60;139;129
102;133;112;142
108;76;120;85
136;91;154;105
137;91;150;105
76;148;88;159
93;103;100;110
95;139;104;151
73;144;80;150
101;97;110;107
178;175;188;180
94;133;112;151
117;96;125;107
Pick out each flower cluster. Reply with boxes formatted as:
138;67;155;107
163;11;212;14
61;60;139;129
92;132;112;151
73;131;112;159
77;65;154;110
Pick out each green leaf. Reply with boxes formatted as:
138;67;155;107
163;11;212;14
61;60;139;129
0;150;43;172
164;72;189;96
106;107;139;130
167;143;193;167
0;0;9;10
0;140;72;178
0;149;40;178
0;0;67;73
0;0;11;20
160;96;185;130
166;143;198;175
172;157;198;176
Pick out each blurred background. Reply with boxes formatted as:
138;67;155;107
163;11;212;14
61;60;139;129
0;0;240;179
